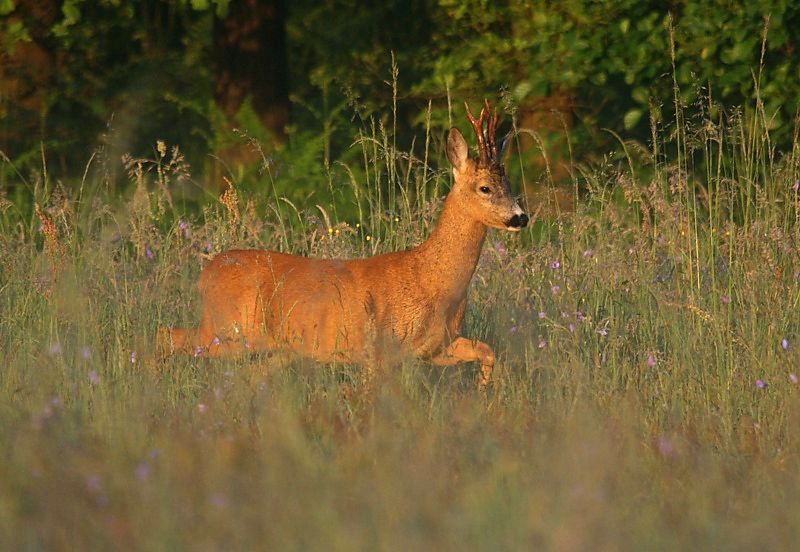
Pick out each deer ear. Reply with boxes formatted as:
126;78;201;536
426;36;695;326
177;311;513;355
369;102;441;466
498;131;513;161
447;128;469;170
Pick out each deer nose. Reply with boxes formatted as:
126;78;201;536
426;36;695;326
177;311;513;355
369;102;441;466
506;213;529;229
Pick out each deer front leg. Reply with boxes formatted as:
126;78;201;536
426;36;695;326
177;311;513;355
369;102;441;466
430;337;496;391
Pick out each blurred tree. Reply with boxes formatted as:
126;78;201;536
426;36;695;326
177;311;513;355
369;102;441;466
1;0;798;197
213;0;288;142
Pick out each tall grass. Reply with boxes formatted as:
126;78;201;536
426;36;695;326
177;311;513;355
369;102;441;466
1;84;800;549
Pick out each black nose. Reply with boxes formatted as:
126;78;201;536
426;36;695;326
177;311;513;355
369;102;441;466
507;213;529;228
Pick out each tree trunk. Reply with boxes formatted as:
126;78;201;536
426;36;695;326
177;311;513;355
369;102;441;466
213;0;289;144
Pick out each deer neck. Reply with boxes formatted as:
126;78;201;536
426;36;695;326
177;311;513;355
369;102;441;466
418;193;487;297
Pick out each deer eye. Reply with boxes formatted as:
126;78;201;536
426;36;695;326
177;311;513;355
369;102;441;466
479;186;491;195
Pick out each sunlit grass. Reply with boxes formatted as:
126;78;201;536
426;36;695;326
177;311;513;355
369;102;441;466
2;92;800;548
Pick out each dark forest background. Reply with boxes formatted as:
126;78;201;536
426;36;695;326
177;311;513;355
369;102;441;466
1;0;799;208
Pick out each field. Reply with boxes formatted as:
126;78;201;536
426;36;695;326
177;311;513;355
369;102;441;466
2;100;800;550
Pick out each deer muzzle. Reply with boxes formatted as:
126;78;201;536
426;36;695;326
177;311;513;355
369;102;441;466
506;212;529;230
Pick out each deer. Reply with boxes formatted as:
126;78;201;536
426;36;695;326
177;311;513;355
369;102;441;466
157;100;528;390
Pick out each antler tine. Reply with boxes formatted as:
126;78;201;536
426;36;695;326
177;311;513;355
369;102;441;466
484;99;499;162
464;101;489;165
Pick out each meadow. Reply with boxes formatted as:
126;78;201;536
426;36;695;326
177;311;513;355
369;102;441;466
2;93;800;550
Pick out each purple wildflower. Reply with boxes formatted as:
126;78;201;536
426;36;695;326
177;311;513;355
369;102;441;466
538;340;546;349
198;403;208;413
204;242;213;253
583;249;594;258
178;219;191;239
568;323;576;333
538;311;546;319
646;354;657;367
551;285;560;295
793;180;800;192
88;370;100;385
48;342;62;356
657;436;676;458
550;260;561;270
134;462;151;482
720;295;730;304
596;327;608;337
130;351;137;364
86;474;103;493
80;345;91;360
510;325;518;334
145;245;155;260
193;345;203;358
755;379;768;389
576;311;586;321
790;373;799;385
781;338;789;351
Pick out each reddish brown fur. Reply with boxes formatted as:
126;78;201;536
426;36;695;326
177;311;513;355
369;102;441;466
158;103;527;389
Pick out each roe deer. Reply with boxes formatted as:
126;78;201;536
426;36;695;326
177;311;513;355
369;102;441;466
158;100;528;389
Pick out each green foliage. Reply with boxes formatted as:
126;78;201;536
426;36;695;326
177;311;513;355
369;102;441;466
2;0;800;202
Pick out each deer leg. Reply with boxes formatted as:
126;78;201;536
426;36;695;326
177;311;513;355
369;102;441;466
156;326;193;356
430;337;496;390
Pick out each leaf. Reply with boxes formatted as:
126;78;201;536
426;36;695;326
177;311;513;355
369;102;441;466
61;0;81;26
0;0;14;16
623;108;643;130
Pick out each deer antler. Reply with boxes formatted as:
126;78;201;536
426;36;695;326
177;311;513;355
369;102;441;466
464;99;499;166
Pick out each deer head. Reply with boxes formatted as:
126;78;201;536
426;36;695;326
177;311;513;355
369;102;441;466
446;100;528;232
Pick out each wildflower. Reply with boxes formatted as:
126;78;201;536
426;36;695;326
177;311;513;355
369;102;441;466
538;340;546;349
86;474;103;493
211;336;221;346
755;379;768;389
576;311;586;321
80;345;91;360
148;448;160;459
568;323;576;333
657;436;676;459
130;351;137;364
596;327;609;337
646;354;656;367
204;242;213;253
551;285;560;296
790;373;799;385
781;338;789;351
134;462;151;482
720;295;730;304
178;219;190;238
88;370;100;385
145;245;155;260
209;493;228;508
793;180;800;192
550;260;561;270
538;311;546;319
193;345;203;358
510;325;518;334
198;403;208;413
583;249;594;258
48;342;62;356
